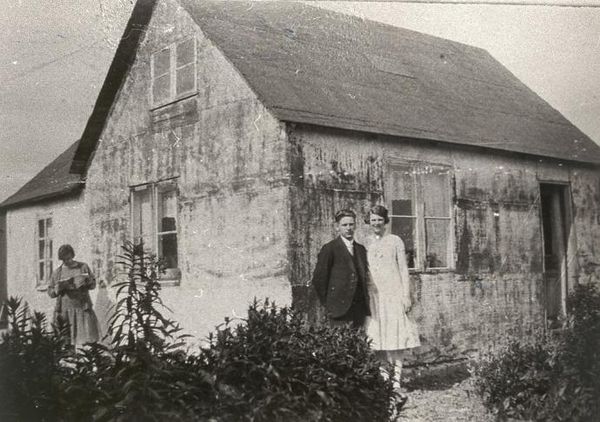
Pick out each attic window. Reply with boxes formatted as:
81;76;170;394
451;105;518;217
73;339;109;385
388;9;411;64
151;37;197;107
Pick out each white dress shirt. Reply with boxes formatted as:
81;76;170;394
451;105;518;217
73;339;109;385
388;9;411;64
341;236;354;256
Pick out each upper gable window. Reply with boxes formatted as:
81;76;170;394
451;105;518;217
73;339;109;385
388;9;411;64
151;37;197;107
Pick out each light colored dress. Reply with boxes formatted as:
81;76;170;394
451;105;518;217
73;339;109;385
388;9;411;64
48;261;100;345
365;234;420;351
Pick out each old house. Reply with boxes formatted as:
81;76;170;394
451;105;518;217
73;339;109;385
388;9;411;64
2;0;600;363
0;141;89;322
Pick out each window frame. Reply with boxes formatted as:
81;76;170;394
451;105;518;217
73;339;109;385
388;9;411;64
129;178;180;282
386;159;454;272
35;216;53;288
150;37;197;108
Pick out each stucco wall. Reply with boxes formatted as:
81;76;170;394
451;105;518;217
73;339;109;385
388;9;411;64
571;167;600;285
84;0;291;341
4;195;90;319
289;124;600;363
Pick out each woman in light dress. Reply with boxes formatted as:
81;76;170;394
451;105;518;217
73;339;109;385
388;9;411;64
48;244;100;346
364;205;420;393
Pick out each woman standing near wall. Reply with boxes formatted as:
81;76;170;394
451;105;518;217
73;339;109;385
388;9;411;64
364;205;420;401
48;244;100;346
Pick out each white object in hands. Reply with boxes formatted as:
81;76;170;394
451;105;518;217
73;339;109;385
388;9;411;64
57;277;75;292
72;273;89;288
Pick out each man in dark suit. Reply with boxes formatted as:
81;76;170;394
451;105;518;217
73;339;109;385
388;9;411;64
312;209;370;328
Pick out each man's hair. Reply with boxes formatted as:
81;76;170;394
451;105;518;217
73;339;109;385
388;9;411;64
334;209;356;223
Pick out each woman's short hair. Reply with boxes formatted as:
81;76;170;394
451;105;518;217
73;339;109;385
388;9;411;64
365;204;390;224
334;209;357;222
58;244;75;260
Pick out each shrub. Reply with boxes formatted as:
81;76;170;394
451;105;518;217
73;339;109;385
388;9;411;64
475;283;600;422
0;242;399;421
474;338;557;420
0;298;73;422
202;299;396;421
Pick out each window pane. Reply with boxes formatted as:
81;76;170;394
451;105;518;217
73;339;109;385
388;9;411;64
153;48;171;76
392;199;412;216
38;219;45;238
176;64;195;96
158;233;178;269
157;185;177;232
391;216;416;268
141;193;153;239
39;240;45;260
39;262;44;281
422;167;450;217
389;166;415;216
425;218;449;268
133;188;152;240
46;218;52;230
153;74;171;105
176;38;195;67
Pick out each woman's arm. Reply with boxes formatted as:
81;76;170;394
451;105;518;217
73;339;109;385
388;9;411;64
80;263;97;290
395;237;412;312
47;267;60;298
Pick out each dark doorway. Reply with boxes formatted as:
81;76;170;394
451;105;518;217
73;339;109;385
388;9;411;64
539;183;572;328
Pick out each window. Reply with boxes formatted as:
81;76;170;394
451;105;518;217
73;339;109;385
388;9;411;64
36;217;53;286
131;180;179;277
151;37;196;107
387;162;453;271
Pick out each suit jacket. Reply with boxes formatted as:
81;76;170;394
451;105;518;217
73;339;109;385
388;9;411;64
311;236;370;318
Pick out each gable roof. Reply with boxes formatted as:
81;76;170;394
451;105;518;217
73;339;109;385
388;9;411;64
0;140;84;210
70;0;157;174
71;0;600;173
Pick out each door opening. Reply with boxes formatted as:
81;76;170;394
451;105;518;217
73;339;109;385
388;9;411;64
539;183;572;329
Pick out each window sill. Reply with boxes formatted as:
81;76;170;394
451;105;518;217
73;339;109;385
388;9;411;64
409;268;454;275
150;92;198;112
158;268;181;286
36;284;49;292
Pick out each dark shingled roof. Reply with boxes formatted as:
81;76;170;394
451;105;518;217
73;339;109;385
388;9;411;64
71;0;600;174
0;140;83;209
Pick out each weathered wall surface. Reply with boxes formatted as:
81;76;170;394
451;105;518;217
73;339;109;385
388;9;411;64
4;195;91;319
84;0;291;340
0;211;7;326
289;124;600;363
570;167;600;285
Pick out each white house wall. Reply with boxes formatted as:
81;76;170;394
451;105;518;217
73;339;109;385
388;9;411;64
4;195;92;320
83;0;292;342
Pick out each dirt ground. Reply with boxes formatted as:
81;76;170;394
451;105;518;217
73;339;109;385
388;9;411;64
397;378;496;422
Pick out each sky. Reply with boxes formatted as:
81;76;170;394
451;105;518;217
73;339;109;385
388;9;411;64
1;0;600;203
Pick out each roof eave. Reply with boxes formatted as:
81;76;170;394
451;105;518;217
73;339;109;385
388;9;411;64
281;118;600;167
0;184;84;211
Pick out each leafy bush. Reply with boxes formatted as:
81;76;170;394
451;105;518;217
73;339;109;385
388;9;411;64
203;299;396;421
474;338;557;419
0;243;398;421
0;298;72;422
475;283;600;421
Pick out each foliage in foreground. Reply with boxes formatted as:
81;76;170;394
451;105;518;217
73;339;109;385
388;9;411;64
475;283;600;421
0;242;397;422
